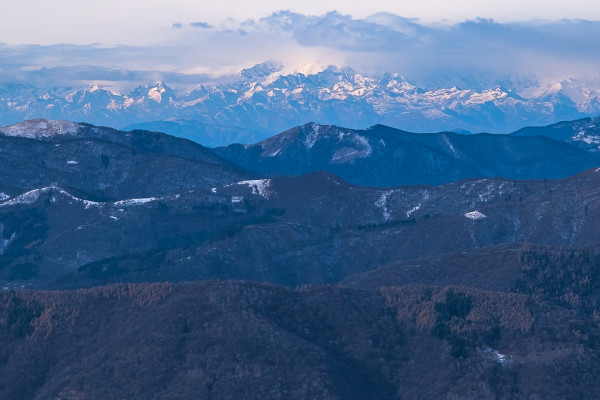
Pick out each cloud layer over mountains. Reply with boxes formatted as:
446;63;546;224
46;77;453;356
1;11;599;89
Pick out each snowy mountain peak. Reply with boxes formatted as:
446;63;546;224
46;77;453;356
148;86;166;103
0;119;80;139
240;61;283;80
1;63;600;144
129;82;176;104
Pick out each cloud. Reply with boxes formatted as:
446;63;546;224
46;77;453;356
190;21;212;29
256;11;425;51
1;11;599;89
200;11;600;85
0;44;218;91
242;11;600;84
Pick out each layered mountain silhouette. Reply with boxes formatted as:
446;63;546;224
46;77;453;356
1;119;600;289
3;118;600;399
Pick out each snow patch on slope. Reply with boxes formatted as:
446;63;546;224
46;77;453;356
0;186;167;209
113;198;158;206
0;186;101;209
477;181;497;203
354;135;372;156
237;179;272;199
303;123;322;149
0;231;16;255
375;190;393;221
331;135;373;163
1;119;79;139
464;210;487;220
0;188;45;206
484;347;511;365
406;204;421;218
267;148;282;157
441;134;458;157
572;130;600;145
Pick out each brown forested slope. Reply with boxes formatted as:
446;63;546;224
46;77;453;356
0;281;599;400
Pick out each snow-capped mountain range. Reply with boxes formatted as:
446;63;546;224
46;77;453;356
1;62;600;146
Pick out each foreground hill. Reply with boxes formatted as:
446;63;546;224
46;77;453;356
343;243;600;315
1;281;598;400
214;122;600;186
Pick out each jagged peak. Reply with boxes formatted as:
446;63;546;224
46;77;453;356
127;81;177;103
131;81;173;93
240;61;283;80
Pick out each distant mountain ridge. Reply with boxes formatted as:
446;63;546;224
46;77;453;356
1;64;600;146
215;122;600;187
4;118;600;193
512;116;600;152
0;119;254;201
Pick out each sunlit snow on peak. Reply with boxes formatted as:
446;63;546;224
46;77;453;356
148;86;166;103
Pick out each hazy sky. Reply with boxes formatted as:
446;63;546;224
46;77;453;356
2;0;599;45
1;2;599;88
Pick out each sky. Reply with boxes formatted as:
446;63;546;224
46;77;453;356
2;0;600;45
1;1;599;88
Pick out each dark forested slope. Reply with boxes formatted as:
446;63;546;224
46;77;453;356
1;281;599;400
